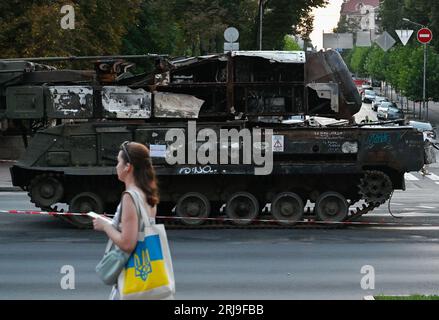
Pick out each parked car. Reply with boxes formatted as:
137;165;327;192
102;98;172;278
358;83;372;95
386;106;405;120
362;89;376;103
377;102;403;121
408;120;437;141
408;121;438;171
373;96;389;111
377;105;389;120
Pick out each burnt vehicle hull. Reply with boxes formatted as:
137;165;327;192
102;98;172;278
4;50;427;228
10;121;424;228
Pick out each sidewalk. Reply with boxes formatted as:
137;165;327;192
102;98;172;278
381;84;439;127
0;161;21;192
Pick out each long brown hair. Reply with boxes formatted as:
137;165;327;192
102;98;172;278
120;142;160;207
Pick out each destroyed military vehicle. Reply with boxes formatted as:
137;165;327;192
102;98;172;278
1;50;426;228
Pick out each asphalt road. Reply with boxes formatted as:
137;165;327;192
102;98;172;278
1;102;439;300
1;170;439;300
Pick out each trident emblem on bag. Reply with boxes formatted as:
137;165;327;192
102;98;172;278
134;249;152;281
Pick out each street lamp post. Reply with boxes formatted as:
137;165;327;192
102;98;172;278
259;0;264;50
403;18;428;120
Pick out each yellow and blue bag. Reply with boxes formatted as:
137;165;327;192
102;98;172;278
118;190;175;300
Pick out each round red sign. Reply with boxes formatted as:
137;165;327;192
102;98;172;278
417;28;433;44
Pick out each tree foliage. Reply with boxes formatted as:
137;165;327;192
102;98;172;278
346;44;439;101
259;0;328;50
341;0;439;102
283;36;302;51
0;0;328;59
0;1;141;58
350;47;371;77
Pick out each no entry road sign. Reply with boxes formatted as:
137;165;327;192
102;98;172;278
417;28;433;44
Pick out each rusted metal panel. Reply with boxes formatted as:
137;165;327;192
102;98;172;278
154;92;204;118
102;86;151;119
306;50;361;119
277;129;359;156
307;83;339;113
46;86;93;118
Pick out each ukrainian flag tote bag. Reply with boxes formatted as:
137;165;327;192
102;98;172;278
118;190;175;300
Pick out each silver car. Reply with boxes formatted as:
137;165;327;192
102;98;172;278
373;96;389;111
408;120;437;141
362;90;376;103
377;102;399;120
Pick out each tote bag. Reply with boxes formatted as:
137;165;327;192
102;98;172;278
118;190;175;300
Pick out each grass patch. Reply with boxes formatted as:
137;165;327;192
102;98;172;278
375;295;439;300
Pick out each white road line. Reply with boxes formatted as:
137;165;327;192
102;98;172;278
0;192;26;195
368;212;439;217
405;173;419;181
426;173;439;181
370;226;439;231
417;206;436;209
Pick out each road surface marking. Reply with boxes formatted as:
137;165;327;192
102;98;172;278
368;212;439;217
370;226;439;231
426;173;439;181
405;173;419;181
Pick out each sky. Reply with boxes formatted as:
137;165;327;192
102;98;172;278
310;0;344;50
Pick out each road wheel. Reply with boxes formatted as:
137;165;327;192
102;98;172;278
358;171;393;205
29;174;64;208
176;192;210;225
226;192;259;225
65;192;104;229
271;192;304;225
315;192;348;222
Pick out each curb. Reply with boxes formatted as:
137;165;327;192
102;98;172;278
0;187;22;192
0;160;17;163
363;296;375;300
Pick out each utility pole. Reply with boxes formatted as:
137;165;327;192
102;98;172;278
403;18;431;121
424;43;428;120
259;0;264;50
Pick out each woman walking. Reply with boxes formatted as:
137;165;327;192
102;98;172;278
93;141;160;299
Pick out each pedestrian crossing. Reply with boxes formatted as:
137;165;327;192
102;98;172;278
404;171;439;185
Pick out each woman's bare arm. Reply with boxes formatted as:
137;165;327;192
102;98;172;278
101;193;139;253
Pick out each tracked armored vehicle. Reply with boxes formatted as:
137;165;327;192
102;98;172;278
3;50;426;228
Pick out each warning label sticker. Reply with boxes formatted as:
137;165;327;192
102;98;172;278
150;144;167;158
272;135;284;152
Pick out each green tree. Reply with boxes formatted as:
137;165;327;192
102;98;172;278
169;0;258;55
0;0;141;58
350;47;371;77
378;0;406;38
334;13;358;33
364;46;387;81
283;35;302;51
257;0;328;50
122;1;183;56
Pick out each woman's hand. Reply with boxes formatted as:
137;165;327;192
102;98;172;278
93;216;111;232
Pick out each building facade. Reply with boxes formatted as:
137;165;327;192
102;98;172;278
340;0;381;33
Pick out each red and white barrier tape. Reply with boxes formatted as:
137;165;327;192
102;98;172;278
2;209;91;217
1;209;438;227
